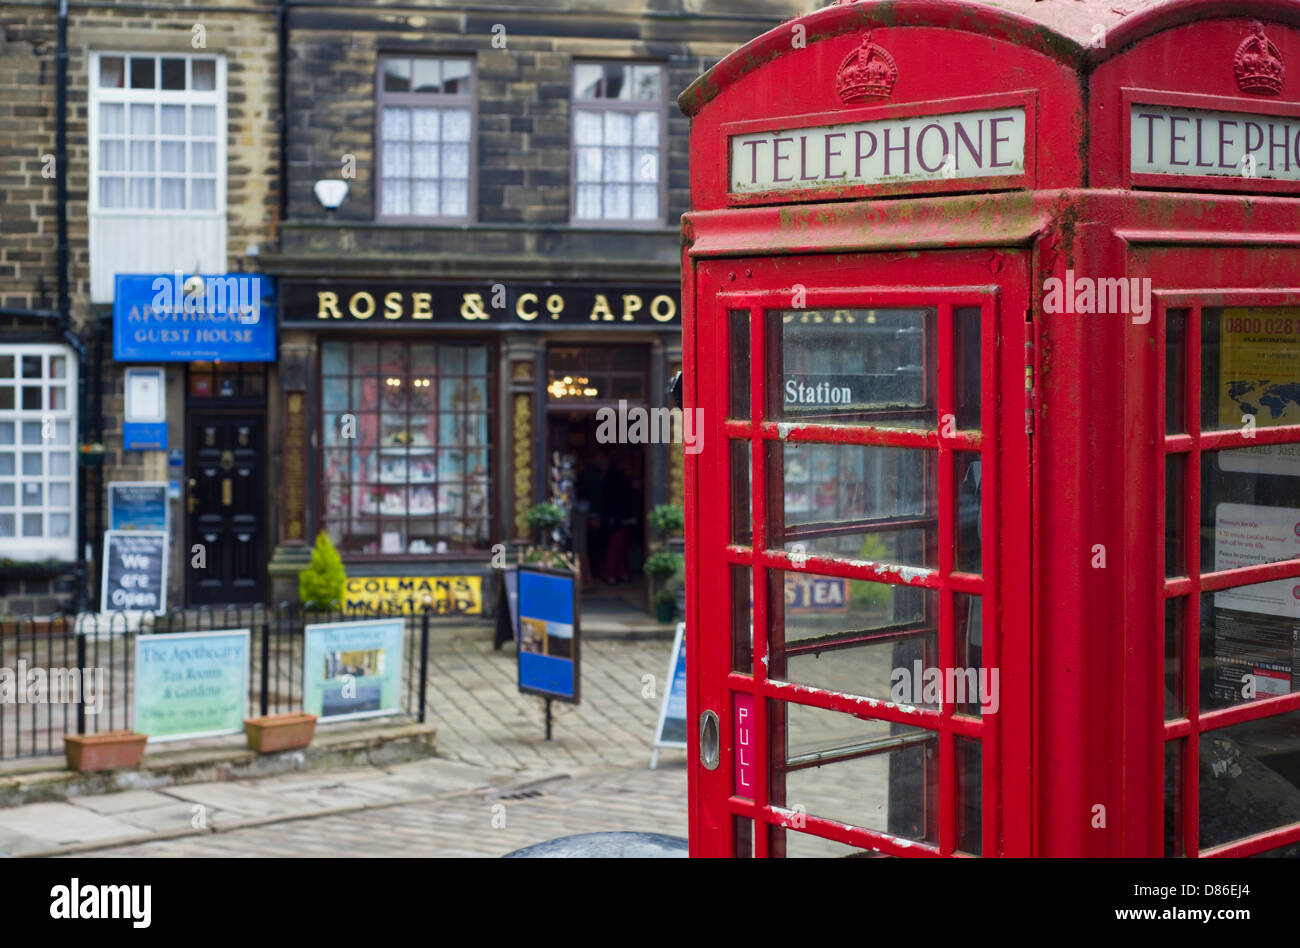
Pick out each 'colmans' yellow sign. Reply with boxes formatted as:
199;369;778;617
344;576;483;615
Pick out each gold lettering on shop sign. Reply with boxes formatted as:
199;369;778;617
349;292;375;319
589;293;614;321
384;291;403;319
650;294;677;322
621;294;642;322
546;294;564;319
411;292;433;319
516;293;539;321
317;291;342;319
461;293;489;320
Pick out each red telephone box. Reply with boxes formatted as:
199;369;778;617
680;0;1300;857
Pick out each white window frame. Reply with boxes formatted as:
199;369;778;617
88;51;227;217
570;60;668;228
0;345;79;562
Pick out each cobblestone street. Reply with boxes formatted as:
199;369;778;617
1;624;689;858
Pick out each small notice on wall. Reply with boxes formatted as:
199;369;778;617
1217;307;1300;477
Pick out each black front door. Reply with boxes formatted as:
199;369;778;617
187;414;265;604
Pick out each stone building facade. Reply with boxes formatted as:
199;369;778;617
1;0;803;617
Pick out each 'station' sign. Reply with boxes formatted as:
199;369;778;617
729;106;1026;194
1131;105;1300;181
113;273;276;362
100;531;168;615
342;576;482;615
134;630;249;741
281;280;679;328
303;620;405;722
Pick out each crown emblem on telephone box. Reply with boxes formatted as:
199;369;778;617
836;33;898;104
1234;21;1285;95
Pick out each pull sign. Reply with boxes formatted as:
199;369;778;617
734;693;755;794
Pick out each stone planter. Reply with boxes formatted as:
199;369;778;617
244;711;318;753
64;730;148;772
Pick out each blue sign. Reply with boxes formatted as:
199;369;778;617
108;481;169;532
123;421;167;452
517;568;580;702
113;272;276;362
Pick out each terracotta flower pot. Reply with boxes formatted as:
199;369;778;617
244;711;318;753
64;730;148;772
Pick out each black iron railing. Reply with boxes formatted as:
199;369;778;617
0;603;433;761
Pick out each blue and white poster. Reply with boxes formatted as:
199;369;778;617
303;619;405;722
113;272;276;362
517;568;580;703
108;481;169;532
650;622;687;768
134;629;250;742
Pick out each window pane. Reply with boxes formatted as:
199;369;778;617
49;514;69;537
99;102;124;135
767;309;937;427
1202;306;1300;432
21;421;41;444
956;736;982;855
733;566;753;674
769;442;935;569
631;65;661;100
48;482;69;506
1201;579;1300;712
769;572;937;705
603;146;630;182
442;143;468;179
604;111;631;146
441;180;467;218
441;59;470;94
955;452;982;574
602;64;630;100
130;140;155;172
1166;597;1184;720
633;110;659;146
412;180;439;217
191;178;215;210
1200;709;1300;851
603;184;629;219
731;440;751;544
574;63;603;100
21;355;41;378
0;484;11;505
160;104;186;136
130;56;154;89
100;139;125;172
955;306;981;430
191;105;215;137
574;109;602;146
22;514;42;536
729;309;750;419
772;701;937;845
1167;309;1187;434
49;452;70;476
21;387;40;410
412;108;439;142
575;184;601;219
1201;451;1300;577
99;56;124;88
576;146;601;182
383;58;411;93
0;452;12;475
0;514;11;537
442;108;470;143
159;176;186;208
411;58;440;94
130;103;154;135
161;58;186;90
160;140;185;172
383;141;410;178
129;178;155;209
1165;738;1183;857
192;59;216;91
382;106;410;142
99;177;125;209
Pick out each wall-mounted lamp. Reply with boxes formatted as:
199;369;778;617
314;179;349;212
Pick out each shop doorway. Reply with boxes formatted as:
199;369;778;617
545;343;650;611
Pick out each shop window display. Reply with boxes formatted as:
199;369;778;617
320;340;491;554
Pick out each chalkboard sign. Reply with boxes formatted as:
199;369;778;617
494;566;520;650
517;566;580;703
108;481;169;532
650;622;687;768
100;531;168;615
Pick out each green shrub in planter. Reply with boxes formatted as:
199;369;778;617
644;550;683;581
649;503;684;538
299;532;346;610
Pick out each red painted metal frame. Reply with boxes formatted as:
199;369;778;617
685;253;1030;857
720;90;1037;207
1156;289;1300;859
